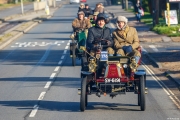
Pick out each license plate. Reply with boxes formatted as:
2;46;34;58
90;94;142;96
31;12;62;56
105;78;120;83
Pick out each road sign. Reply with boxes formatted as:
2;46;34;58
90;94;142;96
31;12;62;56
165;10;178;25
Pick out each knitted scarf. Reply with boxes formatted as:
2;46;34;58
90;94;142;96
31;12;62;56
116;25;129;39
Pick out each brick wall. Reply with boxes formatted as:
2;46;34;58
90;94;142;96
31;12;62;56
0;0;8;4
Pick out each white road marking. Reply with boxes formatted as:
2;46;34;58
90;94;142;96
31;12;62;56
65;46;69;49
67;42;70;45
58;61;62;65
29;105;39;117
38;92;46;100
50;73;56;79
142;62;180;109
54;66;60;71
149;45;159;52
63;50;67;54
44;81;52;88
11;41;64;47
61;55;65;59
69;40;71;42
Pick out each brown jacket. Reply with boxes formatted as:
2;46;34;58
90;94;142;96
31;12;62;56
94;6;104;13
112;27;139;50
72;18;91;31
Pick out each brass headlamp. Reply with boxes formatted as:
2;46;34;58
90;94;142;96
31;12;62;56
130;57;138;72
88;57;97;73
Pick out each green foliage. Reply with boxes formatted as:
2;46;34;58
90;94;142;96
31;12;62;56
153;25;180;36
142;0;149;12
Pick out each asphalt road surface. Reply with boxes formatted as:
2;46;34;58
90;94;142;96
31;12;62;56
0;0;179;120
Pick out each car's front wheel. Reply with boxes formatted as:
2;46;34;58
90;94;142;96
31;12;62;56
80;76;87;111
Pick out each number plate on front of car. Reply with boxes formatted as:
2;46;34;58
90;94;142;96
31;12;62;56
105;78;120;83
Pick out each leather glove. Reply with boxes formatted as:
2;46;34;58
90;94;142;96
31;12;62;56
101;40;107;45
122;45;133;54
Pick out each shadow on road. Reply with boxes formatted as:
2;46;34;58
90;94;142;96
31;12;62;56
0;100;141;112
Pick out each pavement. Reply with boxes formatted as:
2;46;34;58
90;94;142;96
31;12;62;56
0;1;179;89
104;4;180;88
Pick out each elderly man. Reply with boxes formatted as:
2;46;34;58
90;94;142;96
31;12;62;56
72;11;91;32
112;16;141;63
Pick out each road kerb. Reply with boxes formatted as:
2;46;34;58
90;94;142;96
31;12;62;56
0;32;23;50
165;71;180;90
144;53;162;68
23;22;39;33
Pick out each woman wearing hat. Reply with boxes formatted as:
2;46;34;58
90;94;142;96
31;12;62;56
87;13;114;56
112;16;141;63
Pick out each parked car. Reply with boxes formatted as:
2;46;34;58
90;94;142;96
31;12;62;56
70;0;80;4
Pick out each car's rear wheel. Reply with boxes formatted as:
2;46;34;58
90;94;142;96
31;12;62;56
80;76;87;111
139;75;145;111
72;45;76;66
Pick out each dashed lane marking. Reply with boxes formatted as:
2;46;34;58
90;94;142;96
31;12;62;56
65;46;69;49
29;105;39;117
61;55;65;59
63;50;67;54
50;73;56;79
44;81;52;88
54;66;60;71
67;42;70;45
58;60;62;65
38;92;46;100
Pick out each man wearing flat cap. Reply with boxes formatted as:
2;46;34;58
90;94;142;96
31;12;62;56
112;16;141;63
90;12;99;26
72;11;91;32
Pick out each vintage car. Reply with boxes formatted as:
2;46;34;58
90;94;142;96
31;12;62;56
78;40;147;111
70;29;87;66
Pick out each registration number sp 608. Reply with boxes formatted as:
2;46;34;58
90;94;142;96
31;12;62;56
105;78;120;83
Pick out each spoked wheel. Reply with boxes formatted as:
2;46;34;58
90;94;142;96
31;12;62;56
72;44;76;66
80;76;87;111
138;75;146;111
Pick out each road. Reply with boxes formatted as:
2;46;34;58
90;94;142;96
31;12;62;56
0;0;179;120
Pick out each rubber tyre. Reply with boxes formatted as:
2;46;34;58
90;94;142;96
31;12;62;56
139;75;146;111
80;76;87;111
72;45;76;66
138;93;140;106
